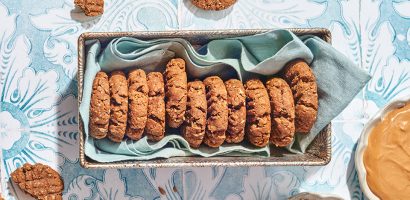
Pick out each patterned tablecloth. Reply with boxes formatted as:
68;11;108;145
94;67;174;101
0;0;409;199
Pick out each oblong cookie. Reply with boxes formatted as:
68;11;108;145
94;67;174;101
203;76;228;147
146;72;165;141
108;71;128;142
127;69;148;140
224;79;246;143
283;60;318;133
244;79;271;147
164;58;187;128
191;0;237;10
182;81;207;148
89;71;110;139
266;78;295;147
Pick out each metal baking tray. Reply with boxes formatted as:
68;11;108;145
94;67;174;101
78;29;332;168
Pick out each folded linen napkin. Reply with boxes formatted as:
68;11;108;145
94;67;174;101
79;30;370;162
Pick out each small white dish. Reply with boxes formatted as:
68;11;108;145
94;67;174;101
355;95;410;200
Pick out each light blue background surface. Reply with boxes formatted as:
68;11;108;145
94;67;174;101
0;0;409;199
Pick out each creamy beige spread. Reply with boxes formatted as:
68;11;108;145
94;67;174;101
364;103;410;200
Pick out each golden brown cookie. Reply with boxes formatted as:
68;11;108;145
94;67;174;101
244;79;271;147
182;81;207;148
224;79;246;143
108;71;128;142
164;58;188;128
266;78;295;147
75;0;104;16
89;71;110;139
11;163;63;200
283;60;318;133
127;69;148;140
203;76;228;147
146;72;166;141
191;0;237;10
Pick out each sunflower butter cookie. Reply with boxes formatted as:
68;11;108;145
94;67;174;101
283;60;318;133
127;69;148;140
146;72;166;141
224;79;246;143
191;0;237;10
182;81;207;148
203;76;228;147
75;0;104;16
108;71;128;142
164;58;188;128
266;78;295;147
89;71;110;139
245;79;271;147
11;163;63;200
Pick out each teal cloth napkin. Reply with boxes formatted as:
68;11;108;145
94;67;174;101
79;30;371;162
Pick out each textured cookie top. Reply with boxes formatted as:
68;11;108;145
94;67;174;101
128;69;148;94
183;80;207;148
11;163;63;200
89;71;110;139
108;71;128;142
127;69;148;140
283;60;318;133
147;72;165;97
165;58;188;128
225;79;246;143
266;77;295;147
75;0;104;16
244;79;271;147
203;76;228;147
191;0;237;10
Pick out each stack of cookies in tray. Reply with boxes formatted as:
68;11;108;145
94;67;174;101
89;58;318;148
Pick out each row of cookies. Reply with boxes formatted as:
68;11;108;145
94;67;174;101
89;58;318;148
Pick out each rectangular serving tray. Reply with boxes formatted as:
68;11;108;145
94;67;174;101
78;28;332;168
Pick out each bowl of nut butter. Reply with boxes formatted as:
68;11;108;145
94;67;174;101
356;95;410;200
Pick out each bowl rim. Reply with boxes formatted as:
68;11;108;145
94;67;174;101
355;95;410;200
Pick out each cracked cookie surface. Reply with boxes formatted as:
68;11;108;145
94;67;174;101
146;72;165;141
127;69;148;140
266;77;295;147
182;81;207;148
224;79;246;143
89;71;110;139
203;76;228;147
108;71;128;142
283;60;318;133
245;79;271;147
191;0;236;10
11;163;63;200
75;0;104;16
164;58;187;128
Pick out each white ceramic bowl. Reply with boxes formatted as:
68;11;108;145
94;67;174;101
355;95;410;200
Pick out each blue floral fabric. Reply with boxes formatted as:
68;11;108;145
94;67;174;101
1;0;409;199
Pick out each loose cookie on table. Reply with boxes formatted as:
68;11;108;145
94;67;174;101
266;78;295;147
146;72;166;141
164;58;188;128
191;0;237;10
245;79;271;147
224;79;246;143
75;0;104;16
283;60;318;133
108;71;128;142
127;69;148;140
203;76;228;147
11;163;63;200
89;71;110;139
182;81;207;148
